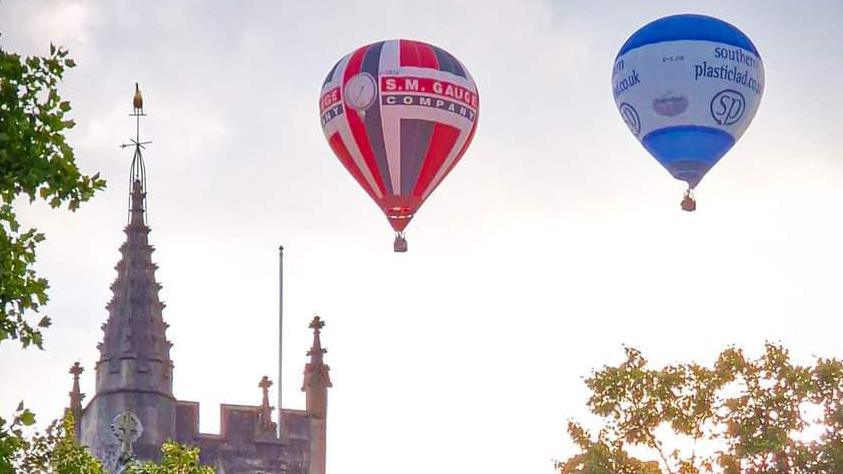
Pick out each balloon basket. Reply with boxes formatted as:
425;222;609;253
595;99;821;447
393;233;408;253
680;189;696;212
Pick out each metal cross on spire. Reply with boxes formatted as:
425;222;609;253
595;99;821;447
120;83;152;225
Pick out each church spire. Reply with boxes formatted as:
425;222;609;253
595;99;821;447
95;84;172;397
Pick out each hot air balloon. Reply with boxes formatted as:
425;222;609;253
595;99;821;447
319;40;479;251
612;14;764;211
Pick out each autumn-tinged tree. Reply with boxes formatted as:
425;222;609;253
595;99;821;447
558;344;843;473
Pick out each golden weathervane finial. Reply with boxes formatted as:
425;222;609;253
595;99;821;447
133;82;143;113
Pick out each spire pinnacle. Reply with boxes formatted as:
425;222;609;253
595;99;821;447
69;361;85;411
307;316;327;364
302;316;332;395
300;317;331;474
67;361;85;432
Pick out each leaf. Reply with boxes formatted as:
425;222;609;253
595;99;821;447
38;316;51;328
20;409;36;426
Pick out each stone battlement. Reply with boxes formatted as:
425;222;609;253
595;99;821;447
174;401;284;473
175;401;280;442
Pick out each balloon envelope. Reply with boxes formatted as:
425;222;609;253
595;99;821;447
320;39;479;233
612;14;764;188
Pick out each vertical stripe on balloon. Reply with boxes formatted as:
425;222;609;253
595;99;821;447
323;59;340;87
416;41;440;69
342;45;387;196
400;119;435;196
399;40;421;67
328;133;379;202
431;46;466;78
360;41;392;194
412;122;461;198
426;119;477;198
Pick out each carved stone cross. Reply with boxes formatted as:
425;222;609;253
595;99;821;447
259;375;273;393
110;411;143;465
69;361;84;378
309;315;325;333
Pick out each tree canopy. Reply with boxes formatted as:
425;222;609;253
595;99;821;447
0;41;105;349
558;343;843;474
5;411;213;473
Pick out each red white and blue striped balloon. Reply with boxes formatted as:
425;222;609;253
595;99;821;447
319;39;479;250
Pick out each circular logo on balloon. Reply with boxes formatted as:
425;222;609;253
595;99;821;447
619;103;640;136
344;73;378;113
653;92;688;117
710;89;745;126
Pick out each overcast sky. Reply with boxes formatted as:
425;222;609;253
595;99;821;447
3;1;843;473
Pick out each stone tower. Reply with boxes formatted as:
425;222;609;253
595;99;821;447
72;85;332;473
78;89;176;466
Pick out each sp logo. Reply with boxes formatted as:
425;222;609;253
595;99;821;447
619;103;641;136
710;89;745;126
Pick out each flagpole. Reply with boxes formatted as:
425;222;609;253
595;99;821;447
278;244;284;437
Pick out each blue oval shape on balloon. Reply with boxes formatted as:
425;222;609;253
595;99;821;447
612;14;764;195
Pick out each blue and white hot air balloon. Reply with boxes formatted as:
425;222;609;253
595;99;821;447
612;14;764;211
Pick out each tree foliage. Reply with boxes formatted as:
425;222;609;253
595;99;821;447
127;442;214;474
558;344;843;473
0;41;106;349
11;411;103;474
2;411;213;473
0;402;38;473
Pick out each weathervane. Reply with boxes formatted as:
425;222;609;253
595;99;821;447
120;83;152;225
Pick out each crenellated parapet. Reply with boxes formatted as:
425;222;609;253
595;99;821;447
280;409;316;474
174;399;284;473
